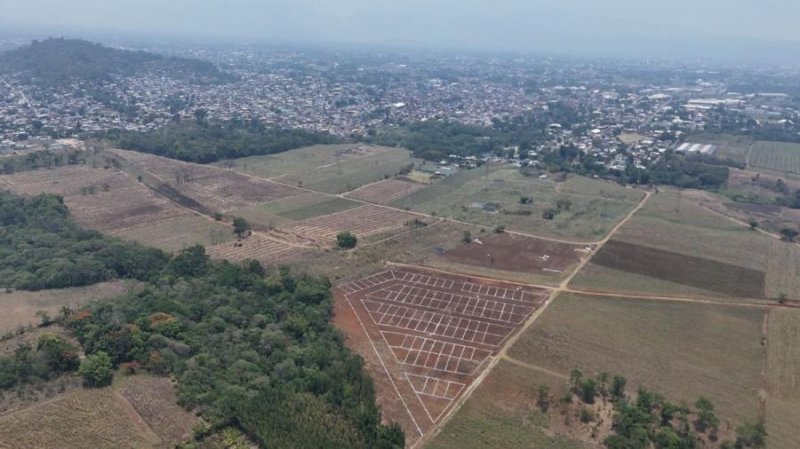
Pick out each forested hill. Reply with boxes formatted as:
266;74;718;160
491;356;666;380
0;38;232;85
0;189;404;448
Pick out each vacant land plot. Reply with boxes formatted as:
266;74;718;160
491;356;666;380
230;192;361;230
114;214;234;252
684;133;753;163
393;167;642;242
0;375;197;449
0;165;194;234
109;148;303;213
207;234;308;265
334;267;549;445
765;309;800;449
591;240;766;297
218;144;421;194
427;360;583;449
749;140;800;174
344;178;427;205
278;204;418;246
765;240;800;299
508;293;764;424
440;232;592;278
0;281;135;335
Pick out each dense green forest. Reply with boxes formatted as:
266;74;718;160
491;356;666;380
0;191;167;290
0;189;403;448
0;38;232;85
104;118;342;163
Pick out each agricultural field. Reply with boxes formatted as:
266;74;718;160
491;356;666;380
344;178;428;205
276;204;419;246
434;232;593;285
426;360;584;449
113;214;234;252
334;266;549;446
0;281;136;335
507;293;765;425
229;191;361;230
207;233;309;265
215;143;422;194
572;190;778;299
685;133;753;164
108;148;304;214
392;167;643;242
0;375;198;449
749;141;800;174
765;308;800;449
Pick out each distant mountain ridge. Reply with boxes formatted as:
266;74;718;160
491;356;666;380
0;37;232;85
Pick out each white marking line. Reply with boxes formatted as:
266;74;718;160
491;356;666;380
404;373;466;423
380;331;489;376
344;294;424;437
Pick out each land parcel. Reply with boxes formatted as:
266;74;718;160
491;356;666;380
571;190;773;299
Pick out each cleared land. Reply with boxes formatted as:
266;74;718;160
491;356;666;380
0;281;136;334
334;267;549;446
207;233;309;265
113;214;234;252
749;140;800;174
393;167;642;242
437;232;592;283
276;204;419;246
765;308;800;449
216;144;421;194
230;191;361;230
345;178;427;205
591;240;766;297
572;190;774;298
507;293;764;424
0;375;197;449
109;148;303;214
427;360;583;449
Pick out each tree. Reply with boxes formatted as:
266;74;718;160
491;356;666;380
734;422;766;448
611;375;627;400
777;293;787;305
579;378;598;404
336;231;358;249
519;195;533;205
232;217;251;238
462;231;472;243
494;224;506;233
79;351;113;387
569;368;583;391
748;220;759;231
536;385;551;412
780;227;799;242
695;396;719;433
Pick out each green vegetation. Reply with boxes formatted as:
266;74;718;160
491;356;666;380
0;38;231;86
749;141;800;174
0;191;167;290
0;189;403;448
78;351;114;387
336;231;358;248
232;217;250;238
0;149;86;174
105;118;340;163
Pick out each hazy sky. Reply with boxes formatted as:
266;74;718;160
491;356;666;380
2;0;800;54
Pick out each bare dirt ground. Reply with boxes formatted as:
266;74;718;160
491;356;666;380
441;232;593;275
345;178;427;205
333;266;549;446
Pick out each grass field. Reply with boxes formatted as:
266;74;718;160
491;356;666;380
230;192;361;230
392;167;642;241
749;140;800;174
426;360;584;449
217;144;422;194
0;375;197;449
507;293;764;424
765;240;800;299
0;281;137;334
113;214;234;251
685;133;754;164
765;308;800;449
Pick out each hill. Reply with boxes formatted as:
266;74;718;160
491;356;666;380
0;38;232;85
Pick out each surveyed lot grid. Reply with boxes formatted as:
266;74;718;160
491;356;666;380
335;267;548;441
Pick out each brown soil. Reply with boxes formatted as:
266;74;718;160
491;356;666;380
442;233;592;275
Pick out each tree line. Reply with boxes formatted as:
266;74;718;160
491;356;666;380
102;117;342;164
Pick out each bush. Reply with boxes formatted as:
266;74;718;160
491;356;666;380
336;231;358;249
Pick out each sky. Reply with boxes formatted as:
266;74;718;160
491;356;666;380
2;0;800;59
